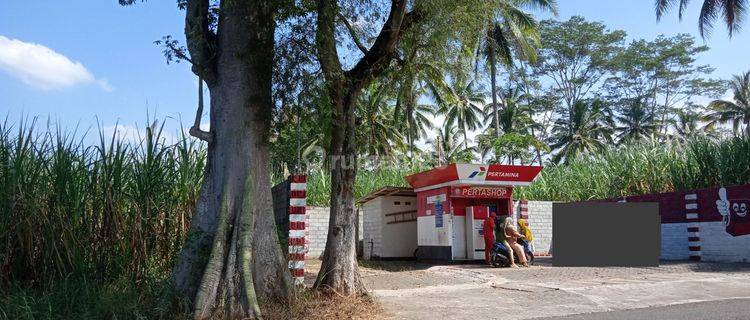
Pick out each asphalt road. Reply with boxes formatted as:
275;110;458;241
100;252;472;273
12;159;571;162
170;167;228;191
356;259;750;320
539;299;750;320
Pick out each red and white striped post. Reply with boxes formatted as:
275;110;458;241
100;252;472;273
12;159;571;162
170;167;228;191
685;192;701;261
519;200;529;219
288;174;307;285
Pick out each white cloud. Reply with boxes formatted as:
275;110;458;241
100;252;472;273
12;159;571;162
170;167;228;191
97;79;114;92
0;35;112;91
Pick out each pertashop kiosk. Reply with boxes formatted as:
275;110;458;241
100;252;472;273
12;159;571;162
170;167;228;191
405;163;543;261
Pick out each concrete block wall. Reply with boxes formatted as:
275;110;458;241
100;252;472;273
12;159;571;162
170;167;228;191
524;201;699;260
660;223;690;260
700;222;750;263
305;206;364;259
305;207;330;259
525;201;732;261
582;184;750;263
362;200;381;260
524;201;553;255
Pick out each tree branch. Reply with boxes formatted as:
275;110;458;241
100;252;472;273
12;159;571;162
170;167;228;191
346;0;411;83
401;10;424;32
316;0;345;84
338;12;368;55
184;0;218;86
190;77;212;143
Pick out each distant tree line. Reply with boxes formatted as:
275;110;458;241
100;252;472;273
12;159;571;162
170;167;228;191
272;15;749;171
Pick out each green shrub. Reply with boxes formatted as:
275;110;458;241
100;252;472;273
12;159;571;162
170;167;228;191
2;117;748;318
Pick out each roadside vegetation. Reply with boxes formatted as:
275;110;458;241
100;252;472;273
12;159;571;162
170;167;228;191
3;0;750;318
3;118;749;318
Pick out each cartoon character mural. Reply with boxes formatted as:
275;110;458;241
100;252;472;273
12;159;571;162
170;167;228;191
716;187;750;237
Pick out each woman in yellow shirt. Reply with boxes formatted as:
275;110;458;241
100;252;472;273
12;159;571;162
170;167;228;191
517;219;534;254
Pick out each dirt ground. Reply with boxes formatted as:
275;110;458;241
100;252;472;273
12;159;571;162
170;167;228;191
304;258;750;319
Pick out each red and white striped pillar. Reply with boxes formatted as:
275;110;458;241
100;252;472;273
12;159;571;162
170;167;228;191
288;174;307;285
518;200;529;219
684;192;701;261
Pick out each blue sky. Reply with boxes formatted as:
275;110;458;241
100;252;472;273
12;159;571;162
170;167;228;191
1;0;748;143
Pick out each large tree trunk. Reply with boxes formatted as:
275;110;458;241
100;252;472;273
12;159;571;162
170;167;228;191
249;50;294;302
313;86;366;295
313;0;410;295
170;2;291;319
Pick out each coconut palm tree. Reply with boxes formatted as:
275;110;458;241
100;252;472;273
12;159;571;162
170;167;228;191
478;86;545;162
656;0;748;37
483;86;539;133
482;0;557;137
615;98;661;142
391;62;444;163
550;99;615;163
429;125;477;165
670;108;718;141
440;76;486;149
395;85;434;161
706;71;750;136
357;86;404;159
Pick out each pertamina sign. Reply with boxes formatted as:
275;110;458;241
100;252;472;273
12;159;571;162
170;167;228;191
459;164;543;183
452;186;512;199
405;163;544;190
484;164;542;182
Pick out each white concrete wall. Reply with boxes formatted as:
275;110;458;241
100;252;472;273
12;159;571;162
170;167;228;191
305;207;329;258
362;199;382;259
305;206;364;259
700;222;750;263
525;201;553;255
522;203;749;262
524;202;695;260
311;201;750;262
661;223;690;260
